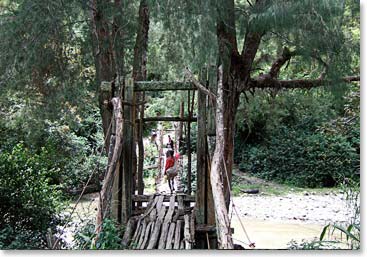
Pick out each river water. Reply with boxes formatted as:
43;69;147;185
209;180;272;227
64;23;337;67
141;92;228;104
232;218;323;249
63;190;355;249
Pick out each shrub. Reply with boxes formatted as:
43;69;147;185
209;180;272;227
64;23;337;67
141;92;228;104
236;88;359;188
73;218;124;250
238;127;359;188
43;119;106;193
0;143;65;249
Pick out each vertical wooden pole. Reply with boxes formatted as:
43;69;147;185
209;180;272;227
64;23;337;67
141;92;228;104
207;65;217;138
132;88;137;200
206;65;217;226
121;78;134;224
137;92;145;198
186;90;192;194
196;69;207;225
156;123;164;191
96;97;123;235
195;67;217;248
132;100;137;196
178;101;184;151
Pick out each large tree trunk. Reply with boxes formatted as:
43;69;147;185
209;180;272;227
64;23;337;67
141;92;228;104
216;0;240;210
90;0;117;151
210;66;234;249
216;0;263;209
132;0;150;195
211;0;263;248
112;0;125;90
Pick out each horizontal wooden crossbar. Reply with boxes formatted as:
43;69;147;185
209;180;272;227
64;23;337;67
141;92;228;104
196;225;234;233
134;81;196;91
136;116;197;122
132;194;195;203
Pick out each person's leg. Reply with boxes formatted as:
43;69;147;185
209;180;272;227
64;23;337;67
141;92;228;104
168;178;172;192
169;178;174;194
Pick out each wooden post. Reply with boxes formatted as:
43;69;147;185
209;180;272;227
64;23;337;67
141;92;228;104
196;68;207;225
178;101;184;150
206;65;217;226
207;65;217;137
121;78;134;224
96;97;123;236
195;67;217;248
156;123;164;191
137;92;145;198
111;80;122;223
186;91;192;194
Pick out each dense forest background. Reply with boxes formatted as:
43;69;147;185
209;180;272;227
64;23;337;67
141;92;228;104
0;0;360;249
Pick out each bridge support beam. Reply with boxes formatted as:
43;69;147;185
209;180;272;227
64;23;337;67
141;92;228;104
195;67;217;248
112;78;135;224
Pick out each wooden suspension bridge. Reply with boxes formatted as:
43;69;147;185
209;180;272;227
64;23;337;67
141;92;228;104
97;66;223;249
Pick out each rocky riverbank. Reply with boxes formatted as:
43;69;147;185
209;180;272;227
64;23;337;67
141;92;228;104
233;191;353;226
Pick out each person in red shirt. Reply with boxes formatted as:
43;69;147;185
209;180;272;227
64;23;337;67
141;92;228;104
165;150;177;193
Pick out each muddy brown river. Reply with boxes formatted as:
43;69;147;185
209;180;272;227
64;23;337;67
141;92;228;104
63;190;355;249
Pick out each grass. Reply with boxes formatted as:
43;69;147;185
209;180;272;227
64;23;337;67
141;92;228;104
232;170;341;197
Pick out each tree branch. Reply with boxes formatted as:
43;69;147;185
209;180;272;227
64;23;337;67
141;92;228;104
248;76;360;90
269;47;297;78
184;67;217;101
240;31;263;81
237;0;266;91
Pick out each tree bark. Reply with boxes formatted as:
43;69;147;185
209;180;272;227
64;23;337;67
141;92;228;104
96;97;123;236
216;0;241;210
132;0;150;196
210;0;265;248
112;0;125;95
210;66;233;249
90;0;116;151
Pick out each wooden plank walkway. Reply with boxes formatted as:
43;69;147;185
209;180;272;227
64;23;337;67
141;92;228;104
122;194;195;249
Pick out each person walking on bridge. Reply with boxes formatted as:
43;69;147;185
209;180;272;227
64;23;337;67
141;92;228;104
164;150;177;194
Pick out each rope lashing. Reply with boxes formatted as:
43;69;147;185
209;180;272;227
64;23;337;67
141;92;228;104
222;155;255;249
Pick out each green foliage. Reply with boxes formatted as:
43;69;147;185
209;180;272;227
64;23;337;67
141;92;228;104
42;118;106;193
73;218;124;250
180;154;197;193
319;223;360;249
149;0;217;79
0;0;360;249
0;90;107;193
236;89;337;143
143;142;158;178
0;143;65;249
0;225;45;249
0;0;88;90
235;88;359;188
240;128;358;188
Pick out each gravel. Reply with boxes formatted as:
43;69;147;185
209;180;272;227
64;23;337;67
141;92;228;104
233;192;356;226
